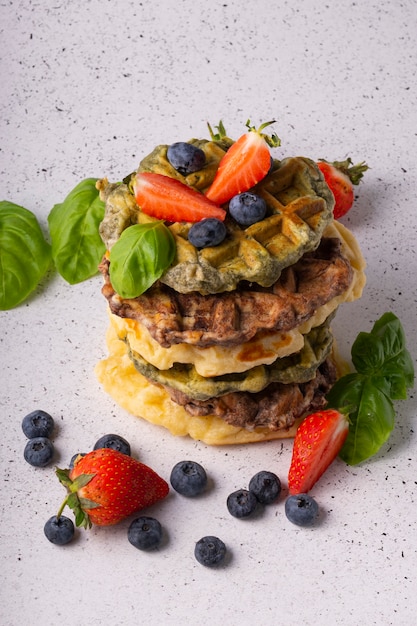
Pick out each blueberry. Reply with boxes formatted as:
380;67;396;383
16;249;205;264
194;536;226;567
128;516;163;550
44;515;75;545
226;488;258;518
229;192;267;226
93;434;131;456
249;471;281;505
167;141;206;175
170;460;207;497
285;494;319;527
188;218;226;248
23;437;54;467
22;410;54;439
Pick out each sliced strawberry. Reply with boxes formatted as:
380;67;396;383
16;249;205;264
134;171;226;223
317;158;368;219
288;409;349;495
205;120;280;206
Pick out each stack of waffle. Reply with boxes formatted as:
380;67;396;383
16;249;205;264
95;135;366;445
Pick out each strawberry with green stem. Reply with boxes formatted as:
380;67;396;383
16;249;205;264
55;448;169;528
205;119;281;206
317;158;368;219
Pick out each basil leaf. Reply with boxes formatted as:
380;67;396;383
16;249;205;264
327;374;395;465
352;312;408;375
328;375;395;465
0;201;51;310
48;178;106;284
109;222;175;298
351;312;414;398
327;312;414;465
375;350;414;400
351;331;385;374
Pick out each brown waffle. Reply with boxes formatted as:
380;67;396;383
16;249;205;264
164;357;337;432
124;317;334;401
99;235;353;348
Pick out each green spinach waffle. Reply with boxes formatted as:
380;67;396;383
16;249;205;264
99;144;334;295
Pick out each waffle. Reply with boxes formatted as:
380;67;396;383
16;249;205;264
98;142;334;295
95;324;339;443
108;311;307;377
159;156;334;294
164;357;337;432
124;317;334;401
99;233;354;348
98;138;229;251
95;131;366;444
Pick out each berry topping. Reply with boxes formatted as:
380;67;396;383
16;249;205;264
288;409;349;495
228;191;267;226
205;119;280;205
317;158;368;219
44;515;75;545
22;410;54;439
93;433;131;456
188;217;227;248
170;460;208;497
128;516;163;550
134;172;226;223
285;494;319;527
226;488;258;518
248;471;281;505
23;437;54;467
56;448;169;528
167;141;206;175
194;536;227;567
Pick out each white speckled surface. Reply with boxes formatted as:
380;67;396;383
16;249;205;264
1;1;416;625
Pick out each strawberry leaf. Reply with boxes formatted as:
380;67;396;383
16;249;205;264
55;467;72;488
65;492;93;529
207;120;227;141
246;119;281;148
78;497;101;510
69;473;95;492
55;467;97;529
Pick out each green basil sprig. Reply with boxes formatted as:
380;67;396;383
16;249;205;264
109;222;175;298
326;312;414;465
48;178;105;284
0;201;51;310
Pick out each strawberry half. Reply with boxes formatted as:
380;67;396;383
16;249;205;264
134;171;226;223
288;409;349;495
205;120;280;206
55;448;169;528
317;158;368;219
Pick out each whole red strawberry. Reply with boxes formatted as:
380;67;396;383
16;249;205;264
55;448;169;528
288;408;349;495
317;158;368;219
